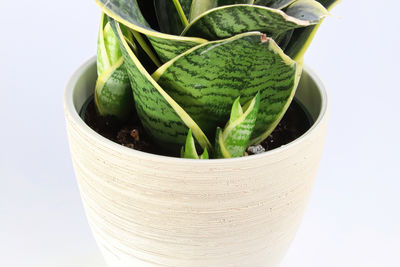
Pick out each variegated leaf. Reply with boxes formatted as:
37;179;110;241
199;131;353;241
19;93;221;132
95;0;208;62
95;14;133;120
285;0;338;61
109;18;212;151
152;32;298;144
215;93;260;158
182;4;315;40
181;129;209;159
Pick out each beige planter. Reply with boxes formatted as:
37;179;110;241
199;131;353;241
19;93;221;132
64;57;329;267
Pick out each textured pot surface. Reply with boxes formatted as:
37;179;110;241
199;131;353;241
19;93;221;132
64;57;329;267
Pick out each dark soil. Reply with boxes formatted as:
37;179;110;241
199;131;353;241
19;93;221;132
83;99;156;154
260;100;311;152
82;97;312;157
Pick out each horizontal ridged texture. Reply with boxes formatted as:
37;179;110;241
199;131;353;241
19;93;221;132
65;58;329;267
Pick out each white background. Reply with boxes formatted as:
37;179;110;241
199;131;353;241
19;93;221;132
1;1;399;266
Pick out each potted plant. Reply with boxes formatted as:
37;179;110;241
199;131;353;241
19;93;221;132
64;0;339;266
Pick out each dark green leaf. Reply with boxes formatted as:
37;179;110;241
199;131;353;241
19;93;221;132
154;0;185;35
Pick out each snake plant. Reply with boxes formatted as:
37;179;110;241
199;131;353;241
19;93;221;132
94;0;339;159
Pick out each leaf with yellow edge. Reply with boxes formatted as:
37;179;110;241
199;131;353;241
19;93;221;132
108;18;212;151
95;13;133;120
215;93;260;158
181;129;209;159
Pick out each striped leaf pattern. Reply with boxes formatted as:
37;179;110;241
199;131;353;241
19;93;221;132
152;32;297;142
182;5;313;40
95;14;133;120
109;19;211;151
215;93;260;158
95;0;208;63
92;0;337;158
146;35;205;63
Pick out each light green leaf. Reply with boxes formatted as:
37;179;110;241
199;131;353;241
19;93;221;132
181;129;209;159
200;147;209;159
285;0;329;23
229;97;244;124
182;4;313;40
95;14;133;120
181;129;198;158
152;32;297;144
108;18;212;151
215;93;260;158
95;0;208;62
189;0;217;22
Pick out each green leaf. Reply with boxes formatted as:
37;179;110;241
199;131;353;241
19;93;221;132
182;4;314;40
181;129;209;159
229;97;244;124
108;18;212;151
316;0;340;9
181;129;198;158
152;32;297;144
178;0;193;19
154;0;185;35
189;0;217;22
285;0;329;23
95;59;134;120
215;93;260;158
95;0;208;62
200;147;209;159
145;35;204;63
95;14;133;120
270;0;297;9
129;30;161;67
189;0;255;23
254;0;297;9
172;0;190;26
253;0;275;6
284;0;338;61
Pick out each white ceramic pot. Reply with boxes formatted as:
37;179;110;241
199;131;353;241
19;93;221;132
64;57;329;267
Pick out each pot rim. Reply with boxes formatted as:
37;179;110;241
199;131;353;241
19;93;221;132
64;57;328;164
